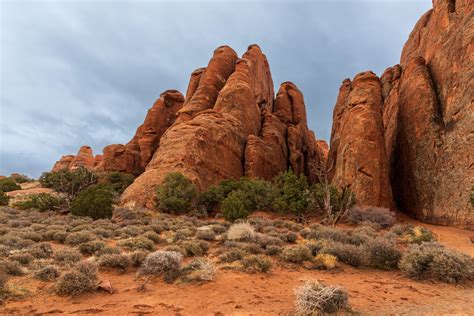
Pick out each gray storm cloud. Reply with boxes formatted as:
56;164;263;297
0;0;431;177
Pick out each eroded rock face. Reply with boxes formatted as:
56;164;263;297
327;72;391;208
69;146;95;170
52;155;75;172
97;90;185;175
121;45;327;207
390;0;474;227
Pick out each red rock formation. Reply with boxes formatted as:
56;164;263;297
388;0;473;227
327;72;391;208
96;90;185;175
69;146;95;170
51;155;75;172
121;45;327;207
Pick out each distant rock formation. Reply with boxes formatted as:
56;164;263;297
52;146;98;172
121;45;327;207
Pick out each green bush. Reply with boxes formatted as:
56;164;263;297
70;184;114;220
39;167;98;203
15;193;64;211
272;170;310;216
0;178;21;192
155;173;197;214
198;185;225;212
103;172;134;194
0;192;9;206
221;192;249;221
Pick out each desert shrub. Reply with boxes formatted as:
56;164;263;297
304;225;366;246
365;237;401;270
10;253;34;265
172;228;195;241
241;254;272;273
181;258;216;281
78;240;106;255
272;170;310;216
405;226;434;244
34;265;60;281
470;187;474;207
265;245;283;256
227;222;255;241
15;193;64;211
320;241;365;267
183;240;209;257
305;240;324;256
310;253;338;270
103;172;134;194
56;261;98;296
218;248;246;263
98;254;131;272
346;206;395;228
10;174;33;184
141;231;163;244
0;272;7;290
0;234;33;249
164;245;186;256
399;243;474;283
231;178;275;212
294;280;349;315
65;231;95;246
196;228;216;241
0;245;11;257
40;167;97;202
70;184;114;220
0;178;21;192
0;191;9;206
118;237;155;251
285;231;298;243
96;246;121;257
53;249;82;265
0;260;25;276
128;250;148;267
221;192;249;221
281;245;313;263
389;223;413;236
53;231;68;243
155;172;197;214
255;233;284;249
139;250;183;282
198;185;225;213
18;230;42;242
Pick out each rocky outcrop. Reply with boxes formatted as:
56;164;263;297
52;155;75;172
95;90;185;175
327;72;391;208
69;146;95;170
121;45;327;207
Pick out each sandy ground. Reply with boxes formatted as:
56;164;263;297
2;217;473;316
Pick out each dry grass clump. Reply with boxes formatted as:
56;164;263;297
365;237;401;270
404;226;435;244
281;245;313;263
98;254;131;272
227;222;255;241
399;242;474;283
65;231;95;246
0;260;25;276
141;231;163;244
139;251;183;283
265;245;283;256
346;206;395;228
182;240;210;257
196;229;216;241
309;254;338;270
56;261;98;296
79;240;107;255
53;249;82;265
218;248;246;263
294;280;349;315
241;255;272;273
181;258;217;281
9;253;34;265
34;265;61;281
118;237;155;251
29;243;54;259
128;250;148;267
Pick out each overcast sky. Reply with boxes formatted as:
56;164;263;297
0;0;431;178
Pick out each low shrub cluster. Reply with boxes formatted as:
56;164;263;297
155;173;198;215
0;191;9;206
346;206;395;228
241;254;272;273
0;178;21;192
15;193;64;211
181;258;216;282
139;251;183;283
399;243;474;283
56;261;98;296
70;184;114;220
